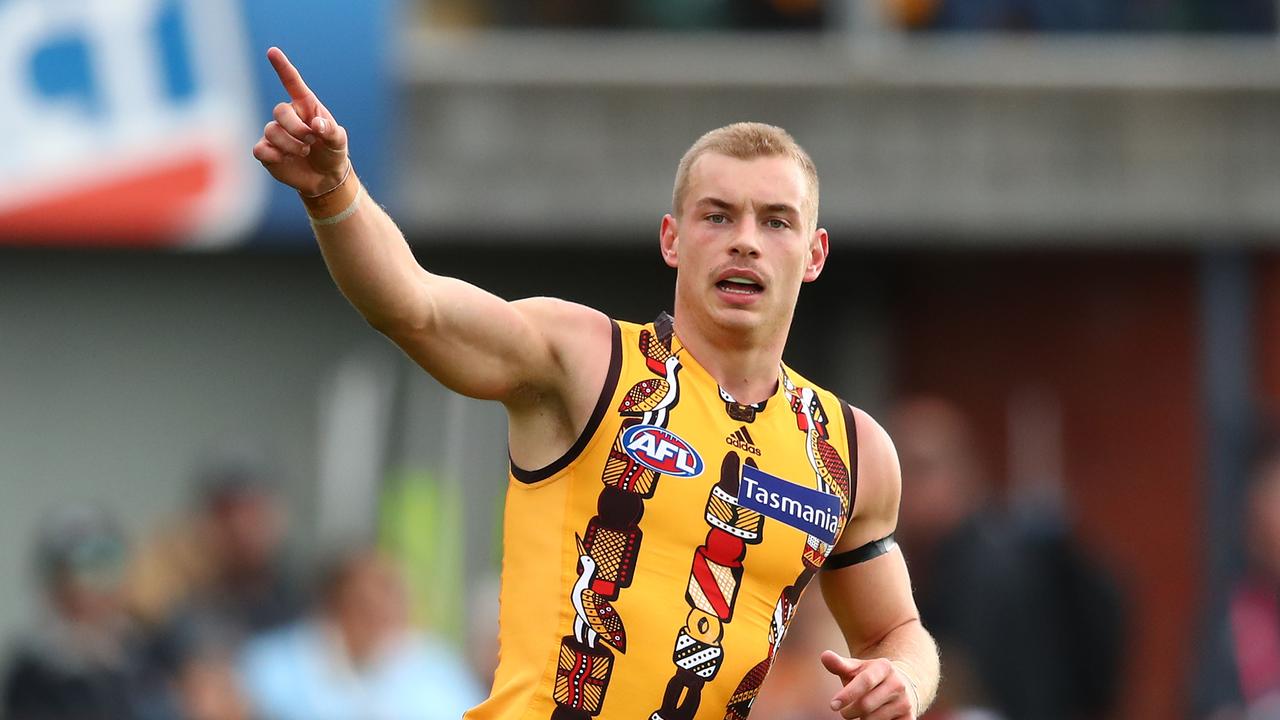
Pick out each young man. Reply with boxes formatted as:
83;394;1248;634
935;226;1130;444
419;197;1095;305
254;47;939;720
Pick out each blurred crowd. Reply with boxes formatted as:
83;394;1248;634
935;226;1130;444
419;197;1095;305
0;466;483;720
424;0;1278;33
7;396;1280;720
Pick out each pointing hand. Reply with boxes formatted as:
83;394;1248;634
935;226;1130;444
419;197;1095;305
821;650;918;720
252;47;350;196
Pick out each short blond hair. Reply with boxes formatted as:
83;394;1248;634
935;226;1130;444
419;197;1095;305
672;122;820;227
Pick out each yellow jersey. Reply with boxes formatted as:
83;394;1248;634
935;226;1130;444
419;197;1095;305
466;313;857;720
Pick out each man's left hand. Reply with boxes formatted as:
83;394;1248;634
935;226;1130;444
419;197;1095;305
820;650;918;720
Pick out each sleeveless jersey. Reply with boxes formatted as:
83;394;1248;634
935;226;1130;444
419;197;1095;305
466;314;858;720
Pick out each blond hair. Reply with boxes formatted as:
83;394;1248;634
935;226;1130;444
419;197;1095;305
672;122;820;228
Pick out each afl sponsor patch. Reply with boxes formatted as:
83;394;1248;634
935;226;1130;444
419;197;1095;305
621;424;704;478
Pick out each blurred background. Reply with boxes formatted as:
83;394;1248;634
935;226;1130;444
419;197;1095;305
3;0;1280;718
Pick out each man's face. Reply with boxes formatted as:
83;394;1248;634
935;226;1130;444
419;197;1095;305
894;410;980;552
661;153;827;338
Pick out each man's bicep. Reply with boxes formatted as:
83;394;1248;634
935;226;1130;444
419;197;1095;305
819;404;919;653
383;275;589;403
819;548;920;656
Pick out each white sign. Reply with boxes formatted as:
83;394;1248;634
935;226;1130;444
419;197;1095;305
0;0;265;246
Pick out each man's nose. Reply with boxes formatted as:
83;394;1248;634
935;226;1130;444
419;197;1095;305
728;218;763;257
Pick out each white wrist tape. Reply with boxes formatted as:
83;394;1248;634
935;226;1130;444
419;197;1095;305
308;185;363;227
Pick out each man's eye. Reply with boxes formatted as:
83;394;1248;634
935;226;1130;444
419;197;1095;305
767;219;789;229
707;214;728;224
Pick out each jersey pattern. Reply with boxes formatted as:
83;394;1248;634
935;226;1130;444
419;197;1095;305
465;314;858;720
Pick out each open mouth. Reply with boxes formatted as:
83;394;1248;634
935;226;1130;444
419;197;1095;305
716;277;764;295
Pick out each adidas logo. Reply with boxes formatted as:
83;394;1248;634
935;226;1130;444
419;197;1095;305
725;426;762;456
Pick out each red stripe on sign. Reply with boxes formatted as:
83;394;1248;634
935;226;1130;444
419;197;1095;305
0;155;216;247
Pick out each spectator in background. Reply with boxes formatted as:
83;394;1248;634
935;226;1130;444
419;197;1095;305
891;0;1275;31
928;0;1117;31
891;396;1124;720
161;611;254;720
487;0;621;28
487;0;824;29
732;0;824;29
891;397;1016;719
2;506;175;720
174;644;253;720
128;462;303;650
238;547;482;720
456;0;1275;31
1197;438;1280;719
1181;0;1276;32
883;0;945;29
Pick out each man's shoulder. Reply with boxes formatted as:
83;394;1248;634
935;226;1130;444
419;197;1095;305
512;302;671;356
510;297;614;357
511;296;606;326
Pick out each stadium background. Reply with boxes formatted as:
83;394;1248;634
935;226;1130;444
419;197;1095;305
3;0;1279;718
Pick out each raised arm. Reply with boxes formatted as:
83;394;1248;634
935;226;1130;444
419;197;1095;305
252;48;610;468
818;407;940;719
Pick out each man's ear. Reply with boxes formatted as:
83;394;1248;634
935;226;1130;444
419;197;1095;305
660;214;679;269
803;227;829;283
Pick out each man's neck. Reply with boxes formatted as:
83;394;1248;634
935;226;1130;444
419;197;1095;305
671;306;789;406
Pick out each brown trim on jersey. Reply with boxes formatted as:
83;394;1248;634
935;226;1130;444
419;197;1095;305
840;399;859;523
510;319;623;484
654;311;675;345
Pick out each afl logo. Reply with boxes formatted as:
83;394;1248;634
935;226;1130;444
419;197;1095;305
621;425;704;478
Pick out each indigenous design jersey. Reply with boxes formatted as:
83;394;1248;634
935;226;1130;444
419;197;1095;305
466;314;858;720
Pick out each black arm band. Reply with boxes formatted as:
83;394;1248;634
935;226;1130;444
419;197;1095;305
822;533;898;572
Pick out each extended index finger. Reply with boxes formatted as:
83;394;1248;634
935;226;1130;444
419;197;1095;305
267;47;314;105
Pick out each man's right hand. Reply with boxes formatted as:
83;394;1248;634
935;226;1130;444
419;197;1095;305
253;47;350;197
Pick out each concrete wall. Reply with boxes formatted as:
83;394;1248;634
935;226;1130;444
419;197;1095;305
397;32;1280;243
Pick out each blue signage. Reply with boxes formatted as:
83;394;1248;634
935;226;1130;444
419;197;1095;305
737;464;841;544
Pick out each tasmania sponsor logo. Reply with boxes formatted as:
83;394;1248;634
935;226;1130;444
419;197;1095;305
621;424;704;478
725;425;762;456
0;0;265;246
738;464;841;544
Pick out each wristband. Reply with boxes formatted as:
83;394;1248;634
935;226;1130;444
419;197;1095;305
301;160;352;199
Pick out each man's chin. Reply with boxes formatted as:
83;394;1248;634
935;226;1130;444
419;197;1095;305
709;303;767;333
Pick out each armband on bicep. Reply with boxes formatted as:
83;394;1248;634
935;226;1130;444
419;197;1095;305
822;533;898;572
